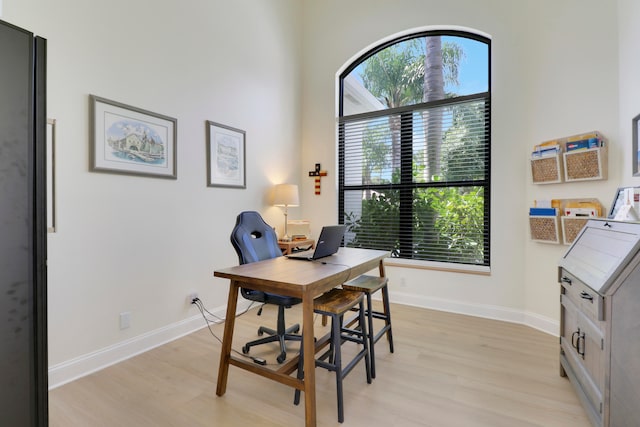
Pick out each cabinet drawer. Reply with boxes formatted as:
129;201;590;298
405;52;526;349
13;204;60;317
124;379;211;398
559;269;604;321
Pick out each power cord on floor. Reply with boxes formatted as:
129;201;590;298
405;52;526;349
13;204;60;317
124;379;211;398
191;297;270;366
191;297;322;367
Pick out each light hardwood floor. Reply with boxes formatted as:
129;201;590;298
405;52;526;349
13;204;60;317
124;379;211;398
49;302;590;426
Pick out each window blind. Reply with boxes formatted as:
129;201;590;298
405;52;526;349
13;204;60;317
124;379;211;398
339;95;490;266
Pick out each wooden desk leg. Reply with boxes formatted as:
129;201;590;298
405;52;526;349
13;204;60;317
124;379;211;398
302;294;317;427
216;280;240;396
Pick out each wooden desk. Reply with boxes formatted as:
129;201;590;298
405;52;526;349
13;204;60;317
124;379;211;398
213;247;388;427
278;239;315;255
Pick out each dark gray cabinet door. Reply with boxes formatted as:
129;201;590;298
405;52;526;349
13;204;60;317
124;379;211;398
0;19;48;427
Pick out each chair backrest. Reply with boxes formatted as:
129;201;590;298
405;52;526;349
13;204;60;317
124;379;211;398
230;211;282;265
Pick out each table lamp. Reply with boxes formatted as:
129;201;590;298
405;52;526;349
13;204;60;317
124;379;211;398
273;183;299;241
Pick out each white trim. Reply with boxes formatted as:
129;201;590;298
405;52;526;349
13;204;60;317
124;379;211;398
523;310;560;336
336;25;492;78
384;257;491;275
48;301;240;389
49;294;557;388
389;290;559;336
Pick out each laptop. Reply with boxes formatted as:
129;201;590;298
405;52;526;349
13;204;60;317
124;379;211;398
286;225;346;261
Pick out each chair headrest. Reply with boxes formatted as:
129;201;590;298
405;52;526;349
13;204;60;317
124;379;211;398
230;211;282;264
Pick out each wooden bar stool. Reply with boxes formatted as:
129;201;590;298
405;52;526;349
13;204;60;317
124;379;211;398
294;288;371;423
342;275;393;379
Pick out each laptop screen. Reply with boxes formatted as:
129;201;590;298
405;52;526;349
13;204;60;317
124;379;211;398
287;225;345;260
311;225;345;259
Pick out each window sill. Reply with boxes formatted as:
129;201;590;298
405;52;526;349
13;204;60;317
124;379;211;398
383;257;491;276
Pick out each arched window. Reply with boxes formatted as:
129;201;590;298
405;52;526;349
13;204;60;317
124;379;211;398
338;30;491;267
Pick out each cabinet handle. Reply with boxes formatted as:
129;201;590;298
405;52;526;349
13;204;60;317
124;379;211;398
561;276;572;285
580;291;594;302
577;332;586;359
572;330;580;349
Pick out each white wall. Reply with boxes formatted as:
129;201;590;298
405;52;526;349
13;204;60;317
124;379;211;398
4;0;303;385
2;0;627;386
521;1;619;324
618;0;640;188
299;0;620;332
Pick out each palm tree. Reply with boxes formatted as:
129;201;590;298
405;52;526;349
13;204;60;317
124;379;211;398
360;36;463;178
361;41;423;173
423;36;445;181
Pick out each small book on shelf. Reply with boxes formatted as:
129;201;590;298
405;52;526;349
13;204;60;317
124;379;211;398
529;207;558;216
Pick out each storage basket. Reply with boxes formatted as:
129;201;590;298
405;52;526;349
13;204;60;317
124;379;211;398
561;216;589;245
529;215;561;244
531;155;562;184
563;147;607;182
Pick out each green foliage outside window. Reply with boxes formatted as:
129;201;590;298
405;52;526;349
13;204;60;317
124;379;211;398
345;186;485;264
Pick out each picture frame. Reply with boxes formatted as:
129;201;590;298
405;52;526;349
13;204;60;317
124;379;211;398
633;113;640;176
89;95;177;179
608;186;640;219
206;121;246;189
608;187;625;219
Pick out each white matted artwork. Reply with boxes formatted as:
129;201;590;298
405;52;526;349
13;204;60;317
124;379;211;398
206;121;246;189
89;95;177;179
609;186;640;220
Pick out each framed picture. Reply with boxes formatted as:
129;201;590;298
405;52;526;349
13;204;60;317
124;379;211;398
608;186;640;219
633;113;640;176
89;95;177;179
206;121;246;188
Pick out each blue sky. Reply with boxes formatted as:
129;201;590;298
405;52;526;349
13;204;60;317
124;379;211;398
444;35;489;95
350;34;488;98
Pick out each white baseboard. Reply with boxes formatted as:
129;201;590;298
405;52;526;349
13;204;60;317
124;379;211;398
48;303;231;390
48;294;559;389
522;310;559;336
389;291;559;336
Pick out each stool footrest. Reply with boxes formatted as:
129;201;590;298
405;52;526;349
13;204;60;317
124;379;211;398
371;311;388;320
373;324;392;344
315;359;337;372
341;333;364;344
341;350;368;379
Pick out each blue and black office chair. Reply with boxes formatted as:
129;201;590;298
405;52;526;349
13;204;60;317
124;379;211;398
230;211;302;363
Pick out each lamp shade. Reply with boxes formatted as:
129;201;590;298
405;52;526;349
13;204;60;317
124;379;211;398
273;184;299;207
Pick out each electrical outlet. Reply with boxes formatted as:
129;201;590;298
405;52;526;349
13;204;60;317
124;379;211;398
187;291;198;305
120;311;131;330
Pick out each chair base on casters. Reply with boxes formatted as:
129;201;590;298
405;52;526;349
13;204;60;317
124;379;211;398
294;289;371;423
241;305;302;364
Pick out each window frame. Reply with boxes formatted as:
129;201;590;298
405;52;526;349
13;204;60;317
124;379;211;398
338;29;491;270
